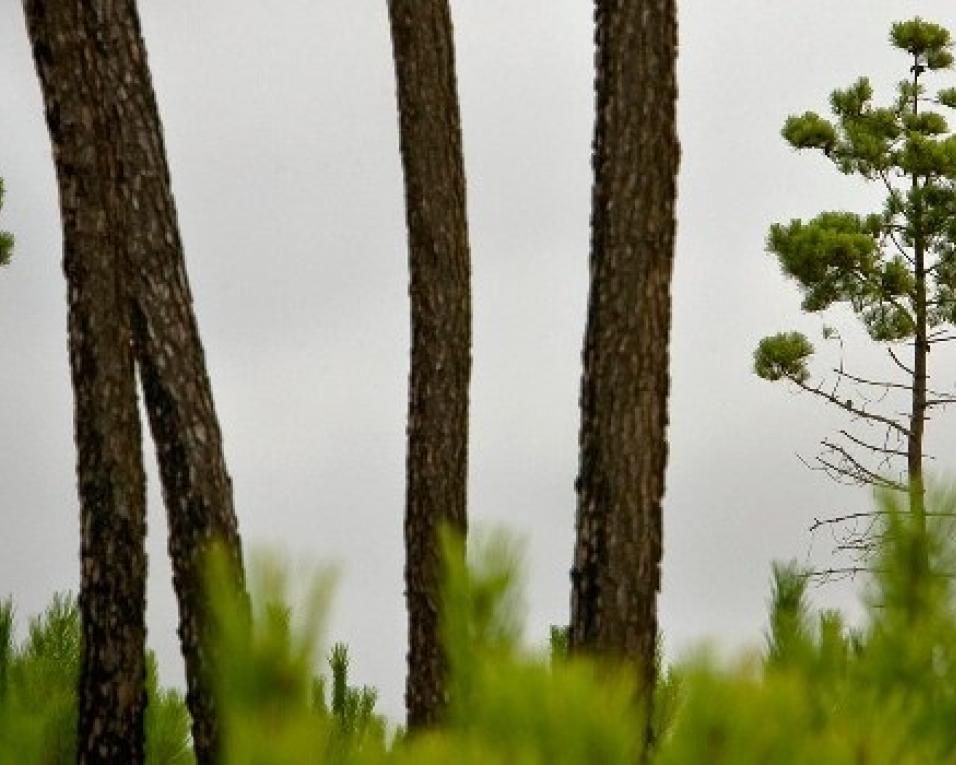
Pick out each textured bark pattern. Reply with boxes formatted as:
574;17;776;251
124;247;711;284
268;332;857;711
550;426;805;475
24;3;246;762
387;0;472;729
24;3;149;760
91;5;247;761
570;0;679;713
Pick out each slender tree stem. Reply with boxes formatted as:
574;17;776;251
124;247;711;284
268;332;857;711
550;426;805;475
909;53;928;531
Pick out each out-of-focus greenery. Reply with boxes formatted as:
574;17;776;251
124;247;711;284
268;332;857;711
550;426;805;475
205;550;387;764
9;488;956;762
0;593;193;763
205;531;639;764
657;488;956;764
205;492;956;763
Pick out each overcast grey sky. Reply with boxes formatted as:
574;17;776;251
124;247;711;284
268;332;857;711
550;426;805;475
4;1;956;720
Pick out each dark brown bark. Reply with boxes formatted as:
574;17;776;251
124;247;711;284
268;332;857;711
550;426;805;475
23;4;149;760
24;2;246;762
569;0;679;741
386;0;472;729
95;6;248;761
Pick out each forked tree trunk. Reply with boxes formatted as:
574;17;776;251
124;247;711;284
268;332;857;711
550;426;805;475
23;4;149;760
94;6;248;762
24;3;246;762
570;0;679;743
386;0;472;729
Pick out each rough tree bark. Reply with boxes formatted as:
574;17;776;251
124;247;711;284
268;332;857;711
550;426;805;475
23;4;149;759
386;0;472;729
24;3;246;762
96;6;248;761
569;0;679;740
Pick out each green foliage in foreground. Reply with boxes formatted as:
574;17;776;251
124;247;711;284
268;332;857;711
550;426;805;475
206;532;641;764
0;593;193;763
205;491;956;763
659;490;956;764
9;488;956;762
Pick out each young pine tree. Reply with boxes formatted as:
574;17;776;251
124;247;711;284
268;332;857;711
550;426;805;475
755;18;956;527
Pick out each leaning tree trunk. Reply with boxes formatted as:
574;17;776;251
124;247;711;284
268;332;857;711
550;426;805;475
24;3;247;762
570;0;679;748
94;5;247;761
386;0;472;729
24;4;149;760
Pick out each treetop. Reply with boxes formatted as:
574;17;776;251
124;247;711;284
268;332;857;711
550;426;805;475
762;18;956;350
890;18;953;67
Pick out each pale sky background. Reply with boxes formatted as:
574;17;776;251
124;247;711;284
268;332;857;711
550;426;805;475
4;1;956;721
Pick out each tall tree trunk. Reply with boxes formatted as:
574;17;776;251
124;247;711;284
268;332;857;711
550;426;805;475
23;4;149;760
908;55;927;530
570;0;679;744
386;0;472;729
24;3;247;761
96;6;248;761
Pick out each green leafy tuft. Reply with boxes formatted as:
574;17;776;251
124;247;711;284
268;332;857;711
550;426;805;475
781;112;836;152
754;332;814;382
890;18;952;58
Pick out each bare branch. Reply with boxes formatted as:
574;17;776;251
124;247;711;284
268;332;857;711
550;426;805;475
832;368;911;392
888;347;914;376
799;566;870;582
815;453;899;491
838;429;909;458
802;454;870;489
819;439;907;491
791;377;912;437
834;541;879;554
832;367;954;400
809;509;956;532
801;566;956;582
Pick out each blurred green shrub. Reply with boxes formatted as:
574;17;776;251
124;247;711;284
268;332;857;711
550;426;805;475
0;592;192;764
10;487;956;762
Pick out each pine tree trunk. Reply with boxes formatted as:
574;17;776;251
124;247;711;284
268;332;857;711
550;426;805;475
386;0;472;729
24;3;247;761
910;235;927;527
23;4;149;760
95;7;248;761
908;57;928;530
570;0;679;742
